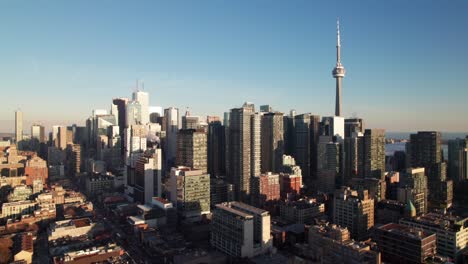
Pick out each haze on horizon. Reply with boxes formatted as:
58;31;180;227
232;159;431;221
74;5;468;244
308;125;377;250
1;0;467;133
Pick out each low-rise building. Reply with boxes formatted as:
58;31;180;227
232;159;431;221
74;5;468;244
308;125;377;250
13;233;34;264
279;199;325;224
8;185;32;202
1;200;37;219
306;222;381;264
400;212;468;260
373;223;436;264
85;174;114;196
48;218;95;241
53;243;122;264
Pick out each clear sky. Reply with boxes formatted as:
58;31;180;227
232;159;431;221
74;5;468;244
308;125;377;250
1;0;467;133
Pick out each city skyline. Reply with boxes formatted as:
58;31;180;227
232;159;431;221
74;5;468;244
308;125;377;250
1;1;468;132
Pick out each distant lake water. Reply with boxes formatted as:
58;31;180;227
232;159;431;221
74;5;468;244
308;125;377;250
385;132;467;159
386;141;449;159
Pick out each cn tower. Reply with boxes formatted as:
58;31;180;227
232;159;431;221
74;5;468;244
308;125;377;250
332;19;346;117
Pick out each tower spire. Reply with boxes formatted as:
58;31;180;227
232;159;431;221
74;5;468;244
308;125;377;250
336;18;341;64
332;18;346;117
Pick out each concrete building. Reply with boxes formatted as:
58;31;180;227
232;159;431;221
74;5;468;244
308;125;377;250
333;187;375;240
134;149;162;204
210;202;272;258
250;172;280;208
279;199;325;224
373;223;437;264
261;112;284;173
169;167;210;220
176;129;207;173
400;212;468;260
126;100;142;126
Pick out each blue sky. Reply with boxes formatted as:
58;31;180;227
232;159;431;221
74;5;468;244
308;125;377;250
1;0;467;132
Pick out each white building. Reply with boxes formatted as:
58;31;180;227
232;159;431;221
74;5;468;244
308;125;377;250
133;90;149;125
210;202;273;258
48;218;95;241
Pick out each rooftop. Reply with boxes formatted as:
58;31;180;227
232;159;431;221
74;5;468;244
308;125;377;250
378;223;434;239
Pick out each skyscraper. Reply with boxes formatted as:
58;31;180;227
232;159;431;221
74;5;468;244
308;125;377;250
448;137;468;182
164;107;180;168
15;110;23;146
407;131;453;209
112;98;128;136
126;101;142;126
207;120;225;177
228;103;259;201
132;90;149;125
332;19;346;117
294;114;311;184
176;129;208;173
363;129;386;180
261;112;284;173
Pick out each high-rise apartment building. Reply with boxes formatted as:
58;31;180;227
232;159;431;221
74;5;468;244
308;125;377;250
176;129;207;173
261;112;284;173
227;103;260;201
210;202;272;258
333;186;375;240
363;129;386;180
